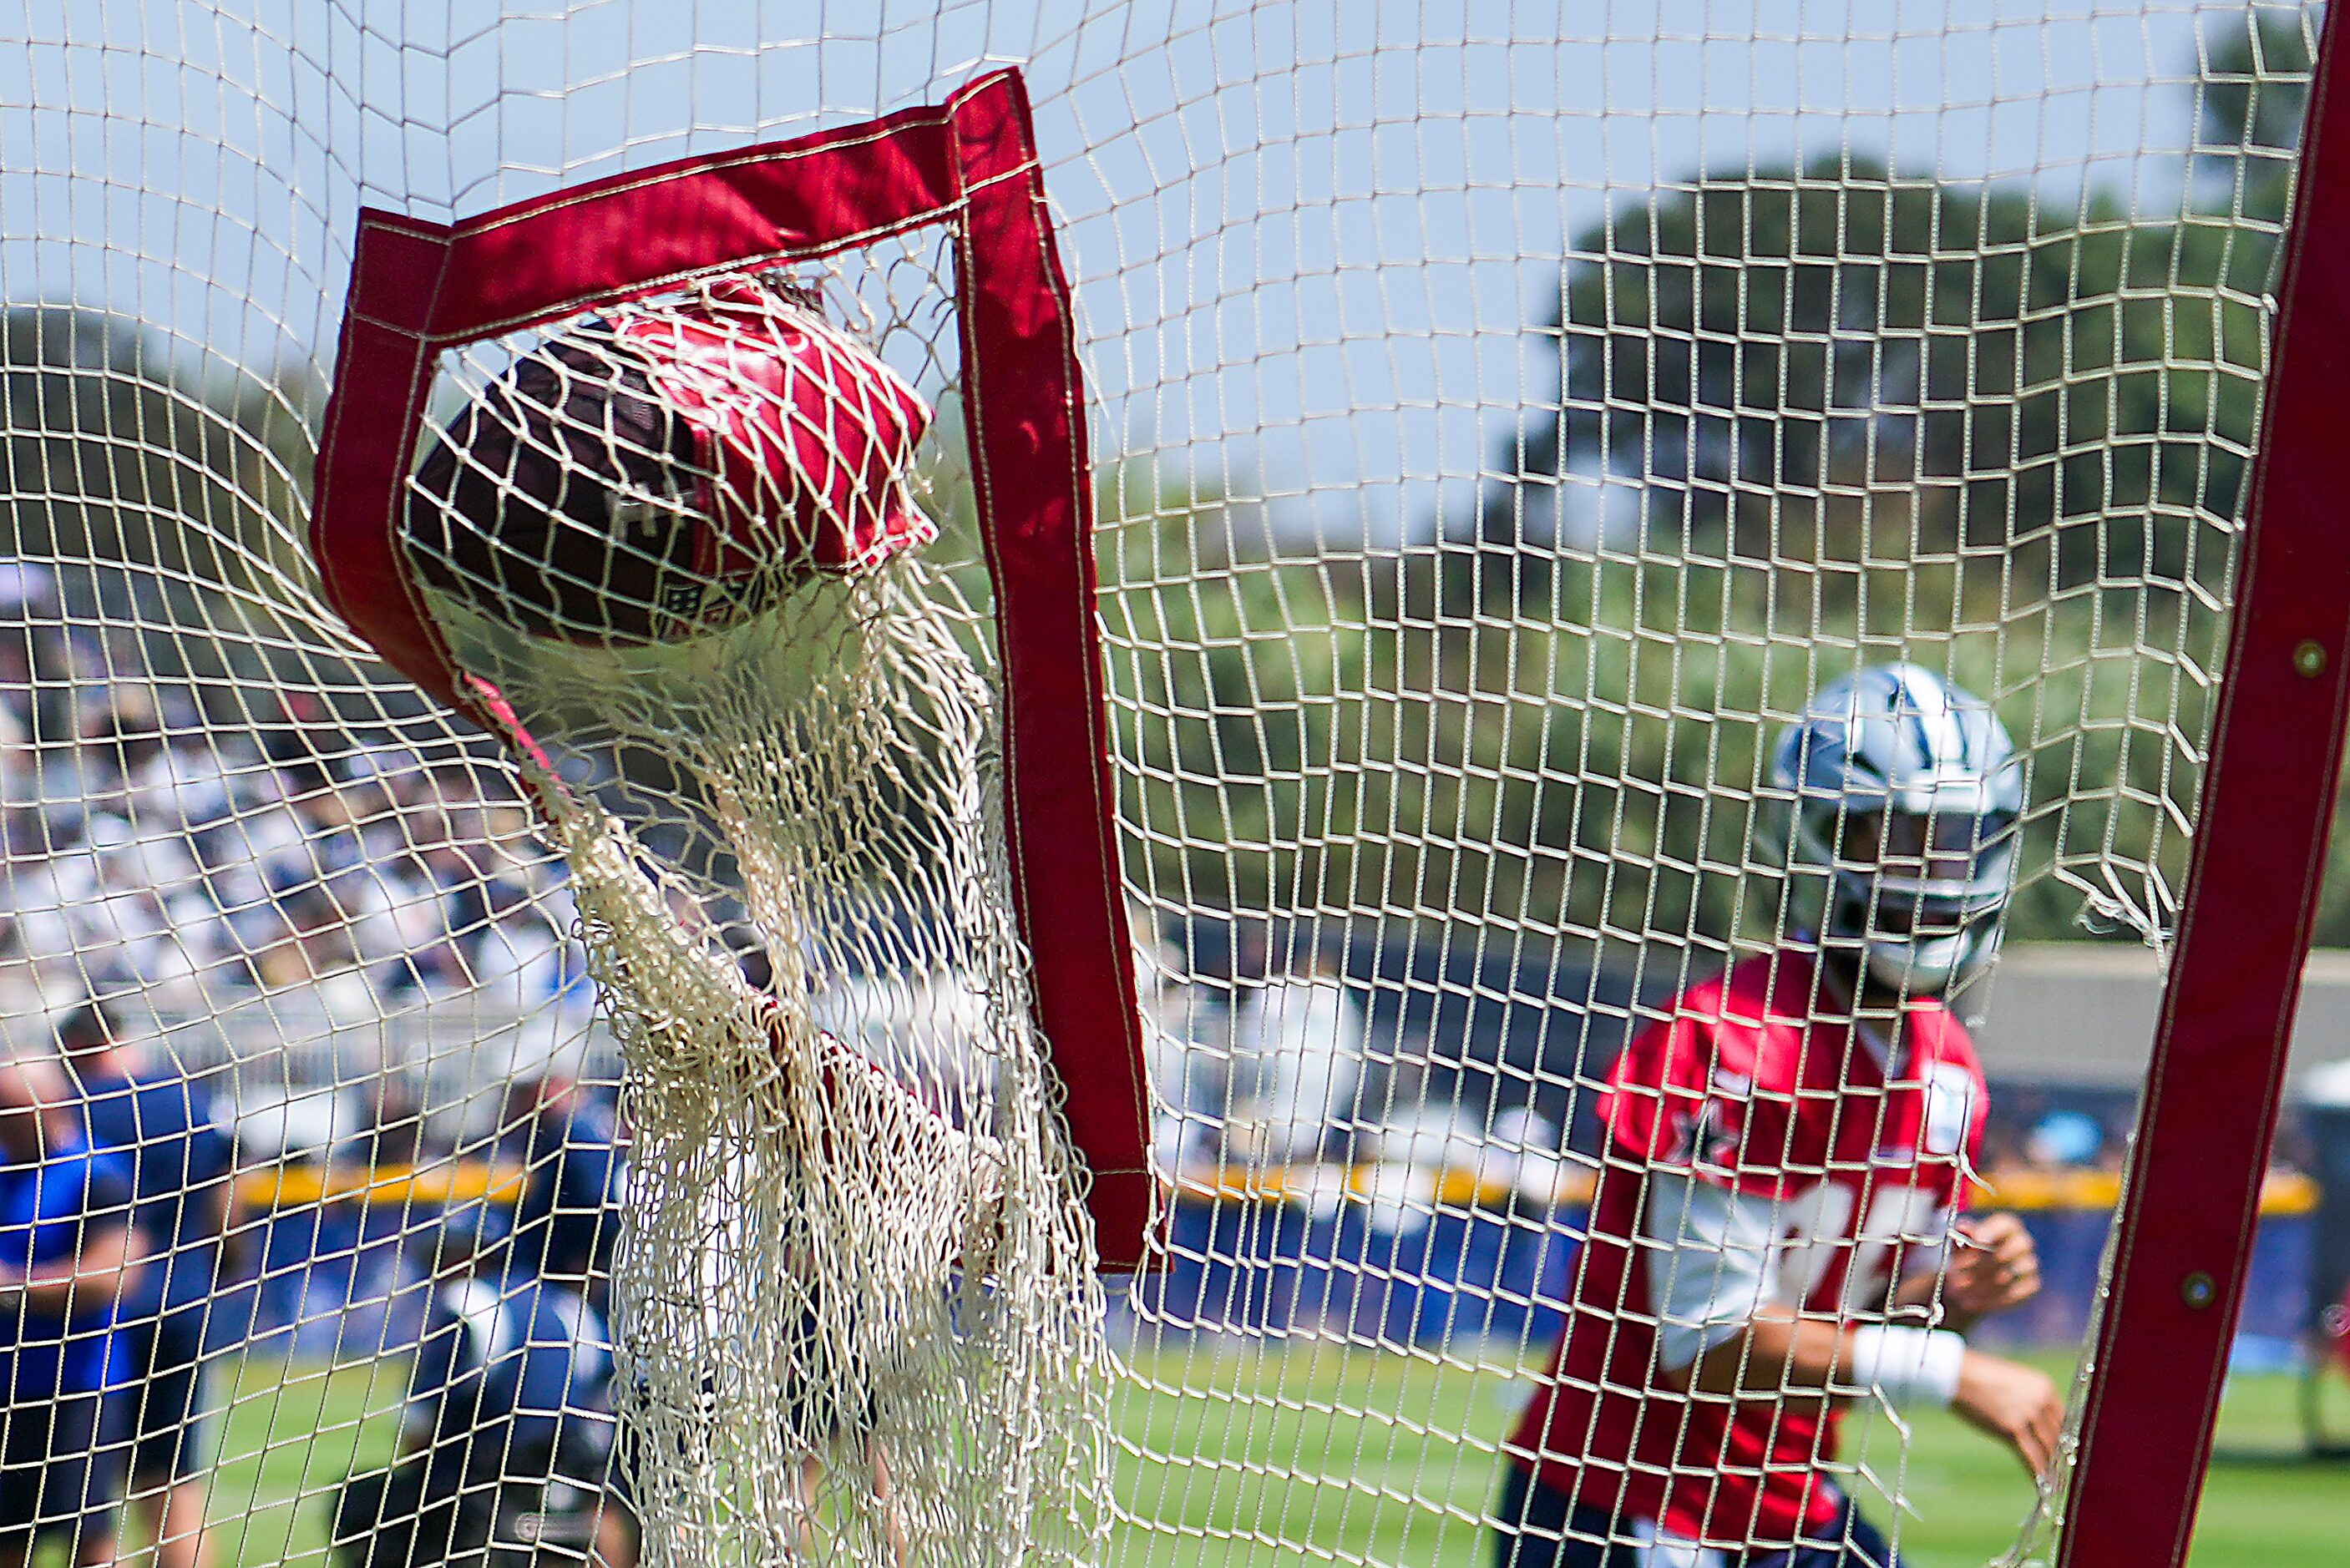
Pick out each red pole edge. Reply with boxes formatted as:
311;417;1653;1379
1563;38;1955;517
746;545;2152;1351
306;68;1156;1269
945;73;1156;1268
2059;10;2350;1565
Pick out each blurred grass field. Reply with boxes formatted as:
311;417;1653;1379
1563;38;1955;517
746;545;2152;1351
185;1345;2343;1566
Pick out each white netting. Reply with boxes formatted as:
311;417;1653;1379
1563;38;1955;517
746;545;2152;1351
0;6;2327;1568
398;265;1112;1568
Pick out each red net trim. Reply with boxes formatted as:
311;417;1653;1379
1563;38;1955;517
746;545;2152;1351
309;69;1154;1267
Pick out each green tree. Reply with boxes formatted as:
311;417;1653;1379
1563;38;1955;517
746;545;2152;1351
2192;8;2350;948
1;306;310;584
1436;113;2286;948
1347;546;2217;951
1096;485;1372;918
0;304;325;700
1016;13;2315;949
1477;158;2245;605
2193;6;2316;225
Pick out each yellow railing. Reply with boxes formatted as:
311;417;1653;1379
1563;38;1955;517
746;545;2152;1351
234;1161;528;1211
233;1157;2321;1219
1165;1162;2320;1218
1968;1166;2319;1217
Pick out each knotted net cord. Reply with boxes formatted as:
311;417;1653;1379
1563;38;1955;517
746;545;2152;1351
404;286;1113;1568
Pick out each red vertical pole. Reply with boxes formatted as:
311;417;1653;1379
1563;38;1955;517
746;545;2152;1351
309;74;1154;1269
946;73;1155;1267
2059;10;2350;1565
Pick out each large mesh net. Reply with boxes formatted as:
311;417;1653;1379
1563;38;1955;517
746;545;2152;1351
393;265;1112;1566
0;6;2332;1568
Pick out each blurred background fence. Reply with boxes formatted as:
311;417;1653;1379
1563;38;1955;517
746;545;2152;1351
156;935;2336;1369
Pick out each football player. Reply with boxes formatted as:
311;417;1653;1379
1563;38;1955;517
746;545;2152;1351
1494;663;2064;1568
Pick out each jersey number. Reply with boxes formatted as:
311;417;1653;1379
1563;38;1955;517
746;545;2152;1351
1775;1182;1948;1314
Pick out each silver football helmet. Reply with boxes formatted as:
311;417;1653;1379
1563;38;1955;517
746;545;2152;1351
1770;663;2023;995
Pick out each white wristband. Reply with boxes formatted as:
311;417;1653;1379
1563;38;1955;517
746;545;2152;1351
1844;1324;1967;1410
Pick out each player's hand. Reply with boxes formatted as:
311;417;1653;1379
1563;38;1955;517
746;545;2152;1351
1952;1350;2065;1479
1945;1212;2041;1317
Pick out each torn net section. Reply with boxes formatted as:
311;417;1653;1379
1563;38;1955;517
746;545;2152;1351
399;252;1112;1567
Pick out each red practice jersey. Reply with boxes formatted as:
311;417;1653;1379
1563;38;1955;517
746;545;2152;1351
1508;949;1988;1551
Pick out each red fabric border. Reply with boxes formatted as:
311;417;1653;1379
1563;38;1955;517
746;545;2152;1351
946;82;1155;1262
2059;11;2350;1565
307;70;1154;1267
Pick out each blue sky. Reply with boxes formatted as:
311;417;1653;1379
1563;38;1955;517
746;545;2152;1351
0;1;2282;544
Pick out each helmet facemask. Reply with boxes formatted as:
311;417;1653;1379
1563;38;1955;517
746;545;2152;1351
1769;663;2026;1001
1800;796;2019;995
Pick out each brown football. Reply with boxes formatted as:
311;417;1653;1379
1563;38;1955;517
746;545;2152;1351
403;331;767;645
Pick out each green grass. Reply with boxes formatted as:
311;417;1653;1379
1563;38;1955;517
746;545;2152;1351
178;1346;2342;1566
198;1356;410;1568
1836;1359;2347;1568
1107;1343;2347;1567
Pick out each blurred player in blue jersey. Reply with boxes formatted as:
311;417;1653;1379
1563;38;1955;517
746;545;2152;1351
0;1051;144;1568
333;1197;635;1568
1495;664;2061;1568
58;1001;234;1568
497;1070;625;1304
